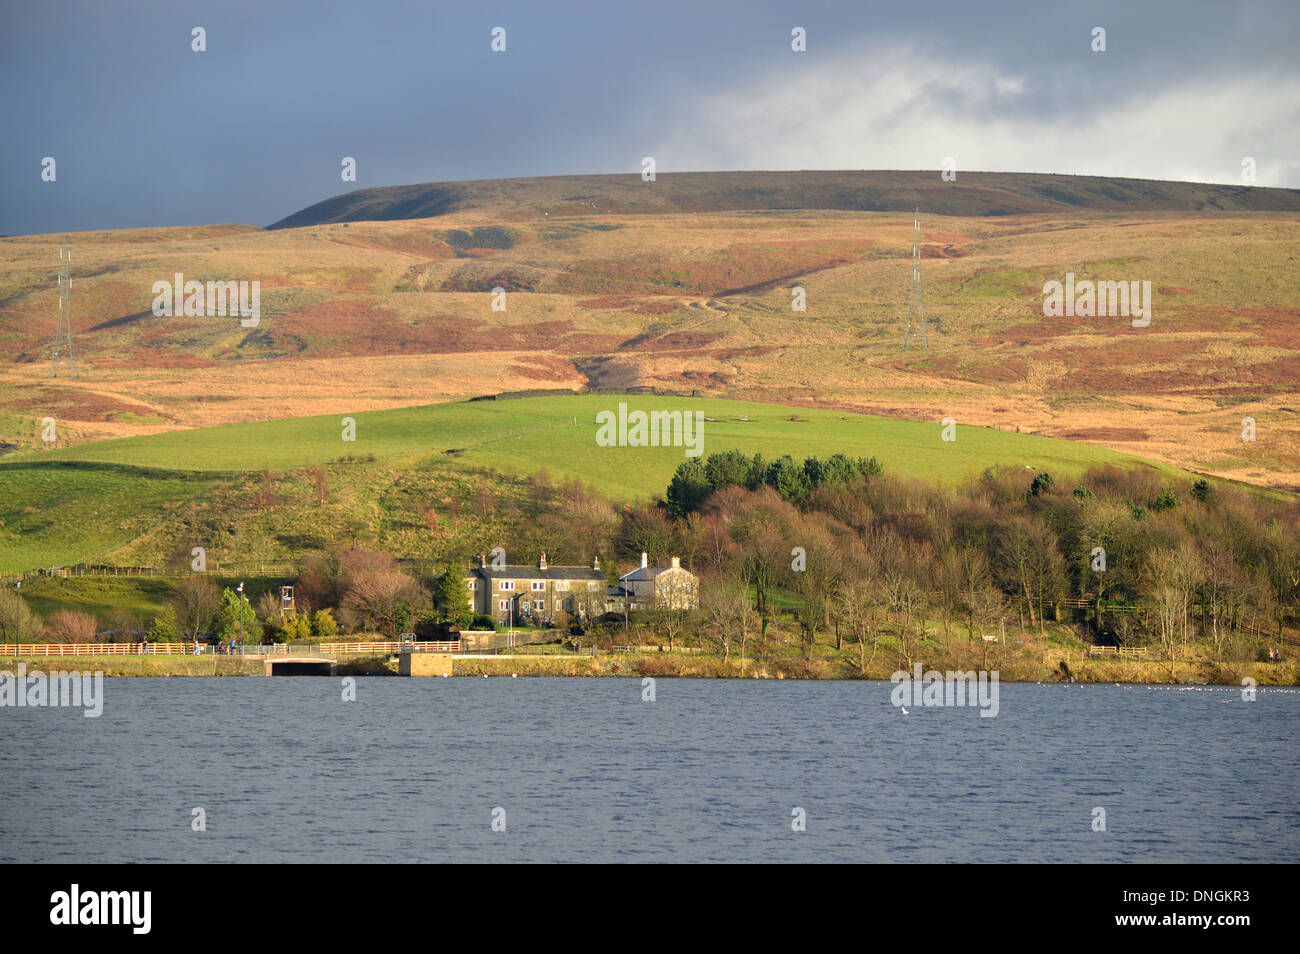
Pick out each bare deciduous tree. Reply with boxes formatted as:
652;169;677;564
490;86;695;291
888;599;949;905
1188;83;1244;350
1144;543;1200;672
837;578;884;676
172;575;221;642
700;577;754;669
338;550;426;636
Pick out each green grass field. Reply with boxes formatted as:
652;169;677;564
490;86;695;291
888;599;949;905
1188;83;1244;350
16;576;178;621
10;394;1163;490
15;575;288;622
0;394;1183;573
0;464;220;572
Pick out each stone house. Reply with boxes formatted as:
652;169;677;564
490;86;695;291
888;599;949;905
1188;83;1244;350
466;553;607;625
608;552;699;613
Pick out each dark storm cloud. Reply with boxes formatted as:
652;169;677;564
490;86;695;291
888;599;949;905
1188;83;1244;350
1;0;1296;235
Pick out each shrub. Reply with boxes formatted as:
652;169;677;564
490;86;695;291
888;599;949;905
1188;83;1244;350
311;608;338;640
1151;487;1178;512
1029;472;1055;497
279;612;313;642
0;590;43;642
44;609;99;643
856;456;885;479
147;608;180;643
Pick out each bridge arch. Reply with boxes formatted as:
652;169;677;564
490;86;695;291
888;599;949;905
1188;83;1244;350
265;657;334;676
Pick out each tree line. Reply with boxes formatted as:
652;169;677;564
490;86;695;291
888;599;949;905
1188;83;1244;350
3;453;1296;665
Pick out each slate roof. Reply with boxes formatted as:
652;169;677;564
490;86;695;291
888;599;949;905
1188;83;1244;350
619;566;664;582
471;565;606;581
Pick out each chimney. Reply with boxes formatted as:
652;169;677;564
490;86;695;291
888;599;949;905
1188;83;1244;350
593;556;600;570
640;552;648;569
479;554;486;568
539;552;548;570
671;556;680;569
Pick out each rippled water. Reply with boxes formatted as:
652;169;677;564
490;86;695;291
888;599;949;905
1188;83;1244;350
1;678;1295;862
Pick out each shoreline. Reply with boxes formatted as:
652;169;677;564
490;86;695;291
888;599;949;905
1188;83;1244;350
2;653;1295;685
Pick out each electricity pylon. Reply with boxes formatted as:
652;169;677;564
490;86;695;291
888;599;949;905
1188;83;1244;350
52;237;76;377
904;209;927;350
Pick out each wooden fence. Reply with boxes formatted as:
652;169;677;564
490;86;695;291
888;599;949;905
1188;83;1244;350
298;641;461;655
1084;645;1150;658
0;642;192;656
13;558;441;582
1;640;461;657
1059;598;1139;613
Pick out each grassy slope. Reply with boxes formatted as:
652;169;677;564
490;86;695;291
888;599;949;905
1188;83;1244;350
16;575;286;623
11;393;1163;488
17;576;178;620
1;394;1179;573
0;464;220;571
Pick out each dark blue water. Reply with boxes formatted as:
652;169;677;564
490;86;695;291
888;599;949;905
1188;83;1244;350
1;678;1295;862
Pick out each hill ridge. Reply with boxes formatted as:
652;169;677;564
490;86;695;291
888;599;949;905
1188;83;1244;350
268;170;1300;229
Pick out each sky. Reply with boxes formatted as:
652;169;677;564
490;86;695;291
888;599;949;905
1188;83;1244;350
2;0;1297;235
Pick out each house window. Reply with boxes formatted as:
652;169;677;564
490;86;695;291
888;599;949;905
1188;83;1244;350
588;582;599;590
499;580;514;591
467;580;478;590
533;601;545;611
531;581;545;591
555;580;569;592
499;599;509;611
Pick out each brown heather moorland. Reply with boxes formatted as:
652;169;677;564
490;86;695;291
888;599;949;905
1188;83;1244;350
1;171;1297;489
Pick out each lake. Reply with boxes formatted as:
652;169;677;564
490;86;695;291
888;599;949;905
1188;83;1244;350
2;678;1296;862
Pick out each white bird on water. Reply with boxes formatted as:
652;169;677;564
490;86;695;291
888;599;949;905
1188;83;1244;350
901;706;909;715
